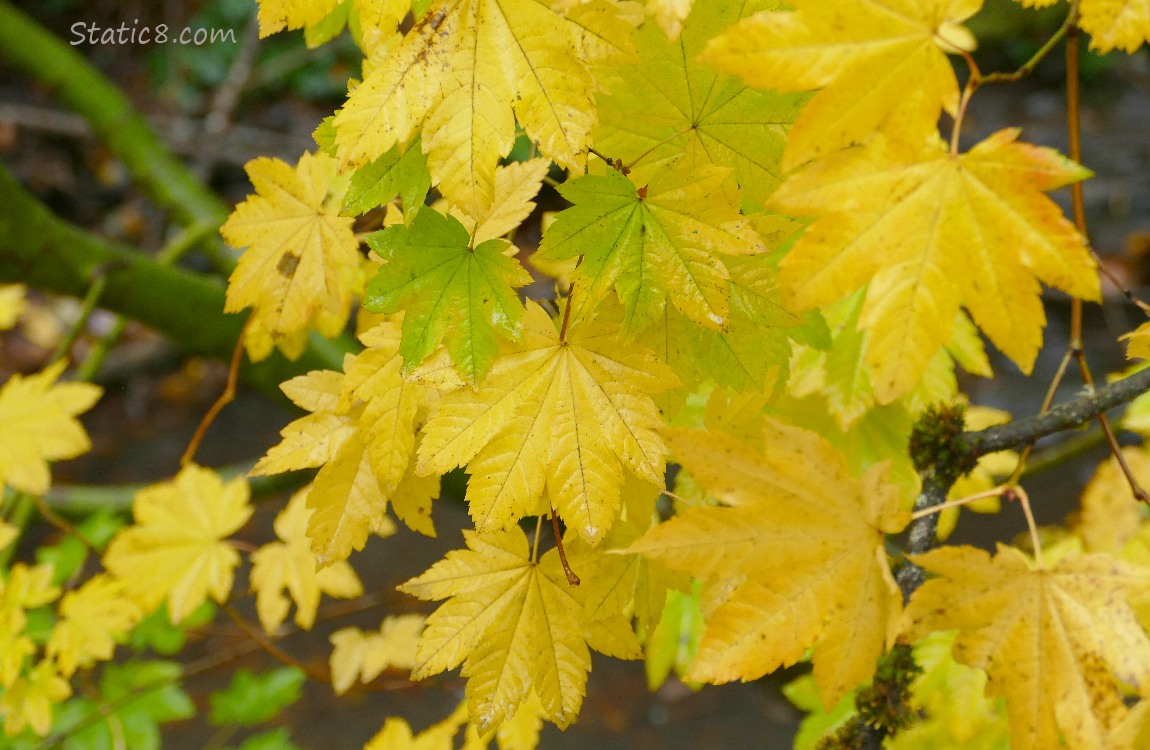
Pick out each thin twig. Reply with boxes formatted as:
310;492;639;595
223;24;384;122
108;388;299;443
222;603;331;684
180;315;250;467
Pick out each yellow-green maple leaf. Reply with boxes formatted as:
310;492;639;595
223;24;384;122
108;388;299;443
905;545;1150;750
222;151;359;357
363;208;532;383
250;489;363;633
333;0;623;214
103;464;253;623
0;564;59;689
703;0;979;169
399;527;592;731
45;574;141;678
775;129;1099;402
330;613;424;694
417;301;676;545
0;360;101;496
595;0;804;203
535;156;763;335
628;419;908;708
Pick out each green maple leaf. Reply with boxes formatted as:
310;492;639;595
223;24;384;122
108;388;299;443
536;155;763;336
363;208;531;383
594;0;804;204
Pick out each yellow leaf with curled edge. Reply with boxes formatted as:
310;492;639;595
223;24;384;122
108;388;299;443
334;0;632;215
329;613;424;694
904;545;1150;750
103;465;253;623
221;152;359;359
0;360;101;496
626;419;908;709
250;489;363;634
775;129;1098;403
702;0;979;169
45;574;141;678
417;301;677;545
399;527;592;732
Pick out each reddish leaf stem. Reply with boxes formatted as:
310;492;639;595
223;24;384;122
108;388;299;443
550;511;580;587
181;314;250;467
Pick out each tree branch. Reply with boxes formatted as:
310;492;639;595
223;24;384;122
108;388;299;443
0;164;349;397
0;1;232;266
847;363;1150;748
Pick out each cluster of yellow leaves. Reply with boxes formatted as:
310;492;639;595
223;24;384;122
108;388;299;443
252;319;440;562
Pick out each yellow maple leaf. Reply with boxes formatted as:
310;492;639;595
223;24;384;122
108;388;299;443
1080;0;1150;53
905;545;1150;750
252;321;437;561
774;129;1099;402
221;151;359;357
0;360;101;495
45;574;142;678
250;489;363;633
0;660;70;737
329;613;424;694
703;0;979;169
447;159;551;245
627;418;908;708
1073;448;1150;554
333;0;625;213
417;301;677;545
399;527;592;731
103;464;253;623
0;563;59;689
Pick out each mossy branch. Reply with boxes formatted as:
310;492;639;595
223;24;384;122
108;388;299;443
0;1;232;265
0;164;348;396
845;364;1150;749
